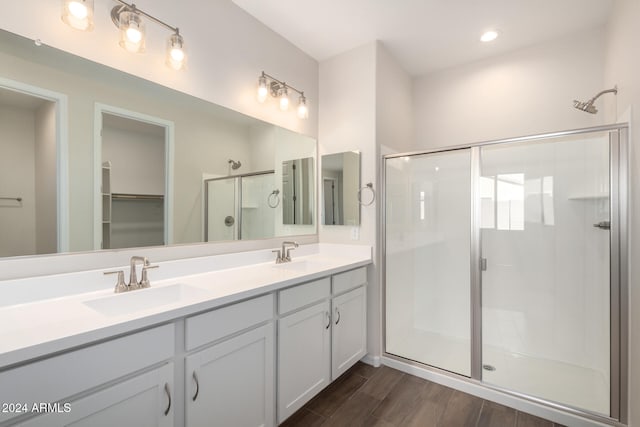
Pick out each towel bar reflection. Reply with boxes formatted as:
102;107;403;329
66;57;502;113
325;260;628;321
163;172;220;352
268;189;280;208
0;196;22;202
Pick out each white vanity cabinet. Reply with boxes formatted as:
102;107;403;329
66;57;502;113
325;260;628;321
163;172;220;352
184;295;275;427
330;267;368;380
0;253;370;427
277;267;367;423
331;285;367;380
277;296;331;422
20;363;174;427
1;324;175;426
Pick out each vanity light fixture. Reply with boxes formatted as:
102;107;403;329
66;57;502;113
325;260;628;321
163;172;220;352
256;71;309;119
279;86;290;111
117;9;145;53
297;95;309;119
257;75;269;103
166;33;186;70
61;0;187;69
75;0;187;70
61;0;94;31
109;0;186;69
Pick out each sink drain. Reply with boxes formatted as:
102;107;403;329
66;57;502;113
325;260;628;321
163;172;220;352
482;364;496;371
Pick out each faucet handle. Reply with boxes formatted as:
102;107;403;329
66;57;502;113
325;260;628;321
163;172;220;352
272;249;283;264
285;246;297;261
139;265;159;289
104;270;128;293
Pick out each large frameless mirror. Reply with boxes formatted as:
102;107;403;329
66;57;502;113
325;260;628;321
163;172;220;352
0;28;317;258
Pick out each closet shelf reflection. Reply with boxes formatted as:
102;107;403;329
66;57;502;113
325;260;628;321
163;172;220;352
111;193;165;201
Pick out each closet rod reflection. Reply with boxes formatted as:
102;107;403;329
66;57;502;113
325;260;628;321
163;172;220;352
111;193;164;200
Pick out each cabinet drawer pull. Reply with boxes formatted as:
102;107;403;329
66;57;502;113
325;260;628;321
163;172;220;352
192;371;200;401
335;307;341;325
325;311;331;329
164;383;172;416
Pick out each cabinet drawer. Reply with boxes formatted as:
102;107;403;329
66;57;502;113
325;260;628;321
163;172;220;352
278;277;330;315
0;324;174;424
185;294;273;351
21;363;174;427
332;267;367;295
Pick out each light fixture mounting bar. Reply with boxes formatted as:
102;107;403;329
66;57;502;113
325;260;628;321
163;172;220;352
112;0;179;33
261;71;304;96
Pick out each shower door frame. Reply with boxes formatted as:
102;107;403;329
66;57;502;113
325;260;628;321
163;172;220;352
381;123;628;425
204;170;275;241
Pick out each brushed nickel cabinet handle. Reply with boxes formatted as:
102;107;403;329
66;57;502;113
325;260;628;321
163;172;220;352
335;307;341;325
164;383;171;416
325;311;331;329
192;371;200;401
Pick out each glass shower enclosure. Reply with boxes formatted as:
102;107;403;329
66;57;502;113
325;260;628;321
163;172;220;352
384;124;627;423
204;171;277;241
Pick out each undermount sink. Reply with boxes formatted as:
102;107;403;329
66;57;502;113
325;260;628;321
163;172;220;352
83;284;209;317
272;259;326;272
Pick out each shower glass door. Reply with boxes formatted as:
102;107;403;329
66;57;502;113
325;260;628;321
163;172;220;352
205;177;238;242
480;132;612;415
385;150;472;376
240;173;276;240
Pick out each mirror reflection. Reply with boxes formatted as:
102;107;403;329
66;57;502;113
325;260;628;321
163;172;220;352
205;171;276;242
321;151;360;226
282;157;314;225
0;87;57;257
0;29;317;258
100;112;168;249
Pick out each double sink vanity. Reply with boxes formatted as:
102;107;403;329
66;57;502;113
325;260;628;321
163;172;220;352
0;243;371;426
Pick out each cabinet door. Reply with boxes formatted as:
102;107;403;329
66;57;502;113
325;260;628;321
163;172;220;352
332;286;367;380
277;300;331;423
185;323;274;427
21;363;174;427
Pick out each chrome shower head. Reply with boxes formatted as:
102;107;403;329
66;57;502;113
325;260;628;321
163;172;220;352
228;159;241;170
573;86;617;114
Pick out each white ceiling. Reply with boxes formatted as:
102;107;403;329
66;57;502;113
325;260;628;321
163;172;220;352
231;0;614;76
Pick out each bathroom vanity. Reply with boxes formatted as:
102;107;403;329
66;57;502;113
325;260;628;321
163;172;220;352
0;244;371;427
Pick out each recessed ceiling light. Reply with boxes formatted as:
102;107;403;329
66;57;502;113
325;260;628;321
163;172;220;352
480;30;499;42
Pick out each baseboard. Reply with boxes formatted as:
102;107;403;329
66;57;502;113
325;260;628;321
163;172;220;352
360;354;381;367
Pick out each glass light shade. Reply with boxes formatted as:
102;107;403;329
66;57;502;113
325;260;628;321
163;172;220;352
297;95;308;119
166;33;186;70
257;76;268;103
61;0;94;31
118;11;145;53
279;87;289;111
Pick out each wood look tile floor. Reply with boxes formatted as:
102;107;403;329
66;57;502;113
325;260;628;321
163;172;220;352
280;363;567;427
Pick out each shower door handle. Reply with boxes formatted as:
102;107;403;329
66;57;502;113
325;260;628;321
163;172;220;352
480;258;487;271
593;221;610;230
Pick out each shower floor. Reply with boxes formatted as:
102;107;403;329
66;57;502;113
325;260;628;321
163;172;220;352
386;329;609;416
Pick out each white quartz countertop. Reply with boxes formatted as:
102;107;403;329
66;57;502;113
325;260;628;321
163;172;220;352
0;244;371;369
